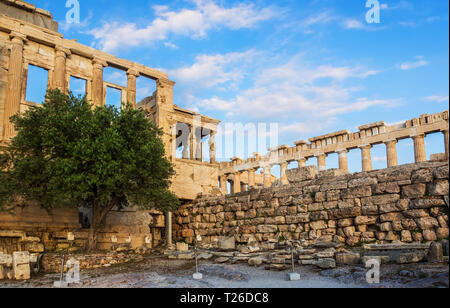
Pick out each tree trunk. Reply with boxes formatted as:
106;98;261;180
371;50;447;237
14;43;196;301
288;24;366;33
87;201;99;252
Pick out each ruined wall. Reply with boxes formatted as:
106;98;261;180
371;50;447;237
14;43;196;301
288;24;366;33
174;161;449;248
0;204;165;255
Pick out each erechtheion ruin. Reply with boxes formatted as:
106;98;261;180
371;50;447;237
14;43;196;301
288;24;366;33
0;0;449;280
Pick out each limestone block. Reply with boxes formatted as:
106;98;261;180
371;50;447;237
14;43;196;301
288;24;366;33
314;258;336;269
427;242;444;263
0;253;13;266
348;177;377;188
176;242;189;252
401;184;426;198
336;252;360;265
397;252;425;264
218;237;235;251
286;166;318;182
428;180;449;196
416;217;439;230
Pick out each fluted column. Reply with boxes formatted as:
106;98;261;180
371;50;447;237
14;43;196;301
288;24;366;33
92;57;107;107
3;32;26;140
297;157;307;168
442;129;449;158
248;168;256;188
209;131;216;163
412;134;426;163
317;153;327;171
53;46;71;92
219;174;228;195
280;162;289;185
337;150;348;172
233;172;241;194
126;68;139;108
360;145;373;172
165;211;173;247
384;139;398;167
263;166;272;188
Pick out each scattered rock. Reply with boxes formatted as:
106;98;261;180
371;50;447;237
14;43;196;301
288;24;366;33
314;258;336;269
248;257;264;267
397;252;425;264
427;242;444;263
215;257;230;264
336;252;361;265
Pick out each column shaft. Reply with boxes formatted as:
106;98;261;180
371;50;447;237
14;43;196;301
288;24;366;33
126;68;139;108
92;58;107;107
248;169;256;188
209;131;216;163
385;140;398;168
297;158;307;168
3;33;25;140
263;166;272;188
280;162;289;185
412;134;427;163
317;154;327;171
53;47;70;92
219;175;228;195
360;145;373;172
443;129;449;158
338;150;348;172
233;172;241;194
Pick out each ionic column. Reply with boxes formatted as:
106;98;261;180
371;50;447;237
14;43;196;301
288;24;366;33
209;131;216;163
412;134;426;163
53;46;71;92
442;129;449;158
92;57;107;107
317;153;327;171
360;145;373;172
248;168;256;188
297;157;307;168
3;32;26;140
280;162;289;185
126;68;139;108
384;139;398;167
263;166;272;188
233;172;241;194
337;150;348;172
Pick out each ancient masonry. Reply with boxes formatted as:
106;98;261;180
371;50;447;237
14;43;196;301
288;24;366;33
0;0;449;279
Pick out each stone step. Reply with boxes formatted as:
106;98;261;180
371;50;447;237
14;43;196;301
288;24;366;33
363;243;431;251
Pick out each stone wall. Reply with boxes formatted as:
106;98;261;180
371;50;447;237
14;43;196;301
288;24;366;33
0;204;165;255
174;161;449;249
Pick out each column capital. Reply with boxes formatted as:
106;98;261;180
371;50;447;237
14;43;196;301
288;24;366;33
411;133;425;139
55;45;71;58
92;57;108;68
336;148;348;154
127;67;140;77
317;153;328;157
359;144;372;150
384;139;397;144
440;128;449;133
9;31;27;44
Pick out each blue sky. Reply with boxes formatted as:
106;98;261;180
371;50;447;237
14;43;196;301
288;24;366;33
29;0;449;170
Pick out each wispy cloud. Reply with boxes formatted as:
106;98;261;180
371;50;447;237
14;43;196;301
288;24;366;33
87;0;278;52
425;95;449;103
398;56;429;70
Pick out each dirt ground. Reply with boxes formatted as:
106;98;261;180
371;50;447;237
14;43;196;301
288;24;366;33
1;256;448;288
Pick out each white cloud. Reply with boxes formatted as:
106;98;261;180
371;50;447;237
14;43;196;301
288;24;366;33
164;41;179;50
399;56;429;70
167;50;255;88
426;95;449;103
88;0;278;52
373;156;387;162
191;54;393;127
342;19;366;29
299;11;336;33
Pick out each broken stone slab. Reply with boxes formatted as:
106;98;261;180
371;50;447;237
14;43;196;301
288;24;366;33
314;248;336;259
300;259;316;265
176;242;189;252
271;257;286;264
314;258;336;269
363;243;431;251
397;252;425;264
215;257;230;264
336;252;361;265
312;242;344;249
248;257;265;267
218;237;236;251
212;252;235;258
197;253;213;260
427;242;444;263
13;252;30;280
361;256;391;265
296;249;316;255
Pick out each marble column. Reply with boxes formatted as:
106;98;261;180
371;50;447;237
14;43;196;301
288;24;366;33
442;129;449;158
92;57;107;107
219;174;228;195
360;145;373;172
233;172;241;194
209;131;216;164
263;166;272;188
3;32;26;140
280;162;289;185
317;153;327;171
126;68;139;108
53;46;71;93
337;150;348;172
384;139;398;168
297;157;307;168
412;134;427;163
165;211;173;248
248;168;256;188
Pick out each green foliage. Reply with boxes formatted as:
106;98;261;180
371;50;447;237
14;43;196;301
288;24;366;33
0;90;180;215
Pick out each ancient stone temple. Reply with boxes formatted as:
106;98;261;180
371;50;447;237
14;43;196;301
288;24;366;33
0;0;449;280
